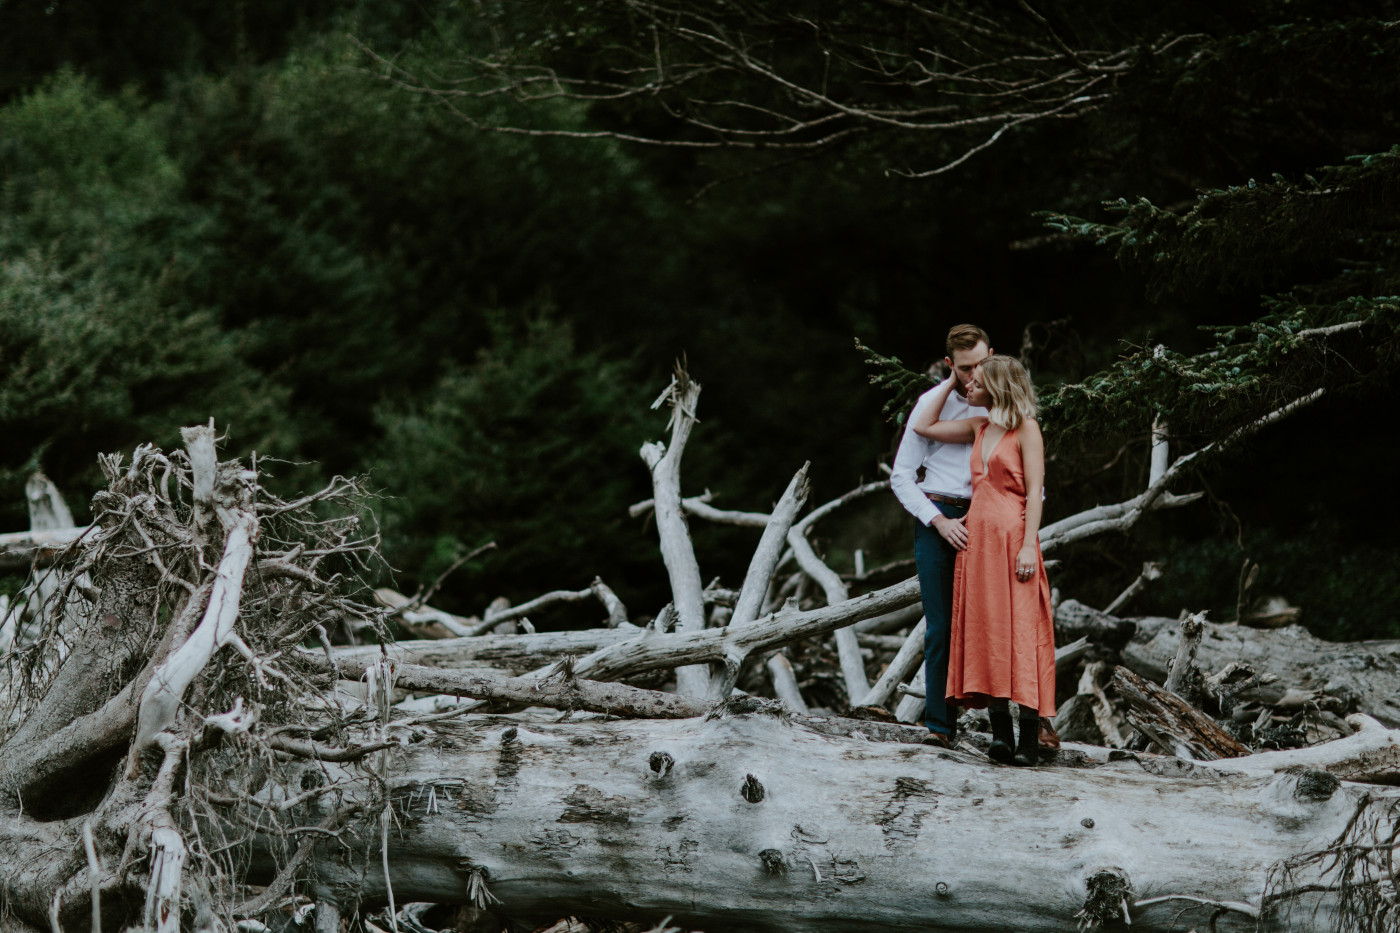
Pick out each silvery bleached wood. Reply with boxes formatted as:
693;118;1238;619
854;617;926;708
786;481;885;703
376;587;478;636
629;490;770;527
1102;561;1162;615
640;369;711;698
1149;409;1170;485
0;473;83;652
1122;613;1400;727
1207;714;1400;784
1161;611;1206;704
854;602;922;634
763;651;809;713
291;711;1391;933
724;463;811;702
730;463;811;631
376;580;632;641
129;425;259;766
590;577;630;627
554;575;921;685
332;628;640;675
24;472;73;530
0;526;88;570
894;665;926;722
315;653;711;720
1041;390;1323;552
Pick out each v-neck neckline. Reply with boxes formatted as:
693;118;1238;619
980;422;1011;474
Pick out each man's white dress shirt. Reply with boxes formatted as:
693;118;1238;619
889;384;987;527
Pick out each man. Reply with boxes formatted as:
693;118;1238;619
889;324;992;748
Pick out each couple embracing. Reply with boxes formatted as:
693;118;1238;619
890;325;1055;766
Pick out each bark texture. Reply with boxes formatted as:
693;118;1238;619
288;711;1390;933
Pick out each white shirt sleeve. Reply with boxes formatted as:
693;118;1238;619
889;396;941;526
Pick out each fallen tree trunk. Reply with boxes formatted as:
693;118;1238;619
272;710;1395;933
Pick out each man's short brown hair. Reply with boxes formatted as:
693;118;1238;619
946;324;991;357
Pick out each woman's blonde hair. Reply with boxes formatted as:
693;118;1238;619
978;355;1038;430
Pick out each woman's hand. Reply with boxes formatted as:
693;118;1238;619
1015;545;1037;582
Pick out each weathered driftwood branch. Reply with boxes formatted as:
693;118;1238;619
1054;599;1140;649
549;576;921;684
129;425;259;769
854;617;925;709
1055;660;1132;748
786;481;885;702
628;490;771;527
590;577;630;627
726;463;811;707
1042;390;1324;552
640;365;711;697
1103;561;1162;616
1111;666;1252;761
0;526;88;570
1209;714;1400;784
316;654;709;720
731;464;810;631
332;627;641;675
376;587;479;637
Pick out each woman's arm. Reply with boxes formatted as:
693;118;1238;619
911;376;984;443
1015;419;1045;582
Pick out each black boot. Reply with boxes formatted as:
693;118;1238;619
1013;715;1040;766
987;707;1014;764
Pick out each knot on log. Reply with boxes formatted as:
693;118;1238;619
741;774;766;803
649;751;675;778
1293;768;1341;801
705;695;791;723
759;849;787;875
1075;869;1134;932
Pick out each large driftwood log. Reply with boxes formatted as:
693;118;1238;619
1120;612;1400;726
276;711;1394;933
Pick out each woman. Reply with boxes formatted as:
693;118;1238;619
911;355;1055;766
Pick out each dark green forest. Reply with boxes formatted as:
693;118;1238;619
0;0;1396;639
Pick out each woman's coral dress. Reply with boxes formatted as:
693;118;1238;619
946;421;1057;716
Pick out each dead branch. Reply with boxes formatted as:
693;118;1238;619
1111;666;1253;760
359;4;1202;178
640;363;711;697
